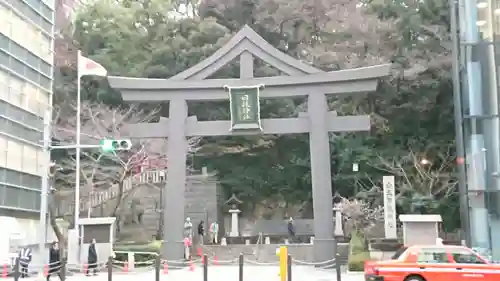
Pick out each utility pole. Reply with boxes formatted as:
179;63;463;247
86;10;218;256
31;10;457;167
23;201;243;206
38;111;51;277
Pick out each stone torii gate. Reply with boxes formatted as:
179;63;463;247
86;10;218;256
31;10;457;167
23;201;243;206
108;25;390;262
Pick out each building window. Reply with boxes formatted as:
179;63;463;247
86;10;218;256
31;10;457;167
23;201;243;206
6;140;22;171
0;69;49;122
0;167;42;190
0;137;6;168
0;99;43;130
0;2;53;63
2;0;52;34
0;165;42;211
0;185;40;211
0;117;43;144
0;33;52;79
0;135;44;178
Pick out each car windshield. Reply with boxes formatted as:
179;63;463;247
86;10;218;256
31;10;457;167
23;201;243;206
392;247;408;260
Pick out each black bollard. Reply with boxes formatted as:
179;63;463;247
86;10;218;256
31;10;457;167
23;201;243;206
107;256;113;281
238;254;244;281
287;254;292;281
155;255;160;281
13;257;19;281
203;254;208;281
335;252;342;281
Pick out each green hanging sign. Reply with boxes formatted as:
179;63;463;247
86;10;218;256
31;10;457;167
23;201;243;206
226;84;263;131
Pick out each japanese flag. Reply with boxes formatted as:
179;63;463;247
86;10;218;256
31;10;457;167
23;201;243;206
78;52;107;77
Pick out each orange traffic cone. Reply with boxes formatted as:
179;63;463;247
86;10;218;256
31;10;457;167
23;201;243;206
43;264;49;277
2;264;7;278
201;256;205;265
83;263;88;275
197;247;202;257
189;261;194;272
213;256;218;266
123;262;129;273
163;262;168;275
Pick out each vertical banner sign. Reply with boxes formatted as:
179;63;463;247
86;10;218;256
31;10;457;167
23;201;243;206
383;176;397;239
225;84;263;131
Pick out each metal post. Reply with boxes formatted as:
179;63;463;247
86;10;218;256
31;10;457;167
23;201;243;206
107;256;113;281
38;111;50;270
75;50;82;234
238;254;243;281
287;254;292;281
14;257;19;281
334;248;342;281
203;254;208;281
155;255;160;281
449;0;471;245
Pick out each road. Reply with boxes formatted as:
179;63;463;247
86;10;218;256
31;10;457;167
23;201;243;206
21;266;364;281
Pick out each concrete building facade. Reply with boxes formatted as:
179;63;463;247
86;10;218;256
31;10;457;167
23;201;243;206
0;0;55;260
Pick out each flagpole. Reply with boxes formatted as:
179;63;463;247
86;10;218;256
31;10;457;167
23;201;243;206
75;50;82;236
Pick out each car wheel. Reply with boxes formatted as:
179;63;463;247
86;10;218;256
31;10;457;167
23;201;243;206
404;275;425;281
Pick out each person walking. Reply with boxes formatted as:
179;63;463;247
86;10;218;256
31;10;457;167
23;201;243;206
209;221;219;244
287;217;296;244
86;239;98;276
47;242;62;281
197;221;205;245
184;217;193;242
18;246;32;278
184;217;193;260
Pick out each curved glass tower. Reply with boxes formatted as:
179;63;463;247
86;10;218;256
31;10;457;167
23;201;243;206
457;0;500;260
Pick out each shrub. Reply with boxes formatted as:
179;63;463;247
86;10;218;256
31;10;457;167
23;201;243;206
348;251;371;272
114;240;162;264
349;230;368;254
348;229;371;272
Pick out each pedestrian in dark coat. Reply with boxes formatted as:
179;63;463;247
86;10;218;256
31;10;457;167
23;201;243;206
197;221;205;245
47;242;61;281
87;239;98;276
287;217;296;243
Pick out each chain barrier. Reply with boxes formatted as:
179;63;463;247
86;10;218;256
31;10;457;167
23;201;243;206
244;259;280;266
4;252;342;281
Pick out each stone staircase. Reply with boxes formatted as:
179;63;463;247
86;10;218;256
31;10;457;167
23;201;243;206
57;169;221;241
118;172;220;240
57;170;167;217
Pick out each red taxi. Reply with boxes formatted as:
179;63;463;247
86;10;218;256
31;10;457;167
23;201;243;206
364;245;500;281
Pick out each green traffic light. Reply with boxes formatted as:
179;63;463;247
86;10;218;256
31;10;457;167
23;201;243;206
100;139;132;152
100;140;115;152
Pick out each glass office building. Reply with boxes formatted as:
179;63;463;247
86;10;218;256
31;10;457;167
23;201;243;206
0;0;53;247
458;0;500;260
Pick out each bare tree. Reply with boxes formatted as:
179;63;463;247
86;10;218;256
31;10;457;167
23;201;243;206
340;198;383;238
358;146;458;214
50;101;199;242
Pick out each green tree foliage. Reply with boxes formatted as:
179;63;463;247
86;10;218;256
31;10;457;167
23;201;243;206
56;0;459;229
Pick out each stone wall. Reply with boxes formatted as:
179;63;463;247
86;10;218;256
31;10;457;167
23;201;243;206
201;243;350;264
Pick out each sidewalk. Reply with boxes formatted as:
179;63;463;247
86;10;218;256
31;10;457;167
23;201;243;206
15;266;365;281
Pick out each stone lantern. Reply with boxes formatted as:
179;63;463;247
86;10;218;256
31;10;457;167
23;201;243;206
332;192;344;237
225;194;243;237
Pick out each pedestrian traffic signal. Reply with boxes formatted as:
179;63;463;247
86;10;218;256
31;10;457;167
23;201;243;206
100;139;132;152
48;162;56;177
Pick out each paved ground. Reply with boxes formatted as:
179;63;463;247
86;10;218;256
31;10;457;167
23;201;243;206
20;266;364;281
